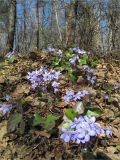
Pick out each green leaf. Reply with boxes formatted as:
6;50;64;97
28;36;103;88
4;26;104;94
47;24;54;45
64;109;78;121
64;50;73;57
82;54;89;60
79;54;89;65
116;145;120;150
69;73;77;82
33;113;45;126
86;107;102;118
33;113;60;131
44;114;60;130
79;59;87;65
7;112;22;132
8;55;16;63
90;60;98;67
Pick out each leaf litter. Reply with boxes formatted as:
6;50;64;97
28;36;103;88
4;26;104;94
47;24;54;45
0;50;120;160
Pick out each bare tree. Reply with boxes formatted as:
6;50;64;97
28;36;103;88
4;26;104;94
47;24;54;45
36;0;40;49
108;0;120;52
6;0;16;52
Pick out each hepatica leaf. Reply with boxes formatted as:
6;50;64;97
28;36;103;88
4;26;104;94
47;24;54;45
90;60;98;67
79;54;89;65
44;114;60;130
7;112;22;132
86;107;102;118
33;113;45;126
69;73;77;82
65;108;78;121
79;59;87;65
33;113;60;131
8;55;16;63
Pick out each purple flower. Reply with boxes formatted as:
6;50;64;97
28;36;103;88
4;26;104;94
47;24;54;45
83;65;96;85
4;95;12;101
74;90;89;101
52;81;60;93
69;56;79;64
69;47;87;54
60;115;112;144
6;51;16;58
43;71;52;81
77;48;87;54
27;66;61;93
57;49;62;56
60;128;75;143
105;129;112;136
47;46;55;53
0;104;12;115
83;65;89;70
63;91;74;102
87;75;96;85
64;90;89;102
83;65;94;74
54;71;61;80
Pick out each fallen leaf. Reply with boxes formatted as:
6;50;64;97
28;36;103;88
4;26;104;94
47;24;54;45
34;130;50;138
12;83;30;97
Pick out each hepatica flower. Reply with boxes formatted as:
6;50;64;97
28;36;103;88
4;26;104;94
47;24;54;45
64;91;74;102
47;46;55;53
27;66;61;93
4;95;12;101
60;115;112;144
64;90;89;102
6;50;16;58
74;90;89;101
83;65;94;74
57;49;62;57
69;56;79;65
60;127;75;142
69;47;87;55
0;104;12;115
52;81;60;93
83;65;96;85
87;75;96;85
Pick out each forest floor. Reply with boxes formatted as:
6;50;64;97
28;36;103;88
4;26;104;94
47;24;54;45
0;50;120;160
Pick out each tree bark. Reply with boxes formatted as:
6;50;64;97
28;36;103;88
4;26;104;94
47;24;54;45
6;0;16;52
36;0;40;49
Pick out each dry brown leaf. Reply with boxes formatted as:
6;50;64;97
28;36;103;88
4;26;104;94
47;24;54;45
34;130;50;138
8;75;21;83
11;83;30;97
112;118;120;125
31;97;40;106
112;127;120;138
0;121;9;148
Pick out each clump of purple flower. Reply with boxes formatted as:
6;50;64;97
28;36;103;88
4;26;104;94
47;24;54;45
27;66;61;93
83;65;96;85
0;104;12;116
64;90;89;102
47;46;55;53
60;115;112;143
69;47;87;55
6;50;16;58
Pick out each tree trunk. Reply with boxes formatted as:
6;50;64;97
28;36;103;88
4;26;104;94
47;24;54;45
6;0;16;52
23;0;27;51
36;0;40;49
